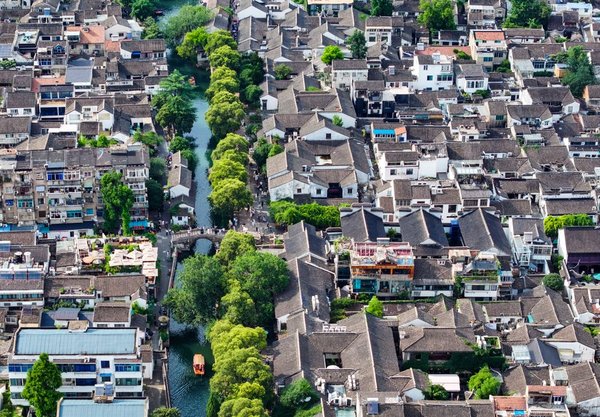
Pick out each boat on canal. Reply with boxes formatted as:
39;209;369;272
193;354;205;376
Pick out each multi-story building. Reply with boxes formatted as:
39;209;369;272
349;239;414;297
469;30;507;69
0;145;149;233
9;325;150;404
411;53;454;91
456;252;502;301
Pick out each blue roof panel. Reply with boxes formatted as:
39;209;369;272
58;399;147;417
15;328;137;355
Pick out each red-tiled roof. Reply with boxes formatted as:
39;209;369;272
493;396;527;411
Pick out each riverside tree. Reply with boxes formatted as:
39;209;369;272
214;230;256;265
163;255;227;325
209;157;248;185
205;91;245;139
22;353;62;417
208;178;253;222
163;5;213;47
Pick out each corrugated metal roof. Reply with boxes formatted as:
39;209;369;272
58;399;147;417
15;328;136;355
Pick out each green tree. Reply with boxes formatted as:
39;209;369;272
228;252;289;327
206;76;240;102
371;0;393;16
169;136;195;153
180;149;199;172
205;30;238;56
214;230;256;266
504;0;550;29
332;115;343;127
210;348;273;401
146;178;164;212
242;85;262;106
133;130;163;156
543;214;594;238
556;46;597;97
209;158;248;185
221;282;258;326
418;0;456;36
22;353;62;417
206;392;222;417
163;5;213;47
209;45;241;70
156;95;197;138
159;70;195;99
366;296;384;318
163;255;227;325
209;178;253;221
131;0;156;20
151;408;181;417
279;379;319;408
208;320;267;358
100;171;134;234
177;27;209;61
269;201;341;229
321;45;344;65
218;149;248;166
268;144;284;157
424;384;449;400
212;134;249;162
240;53;265;85
347;30;367;59
206;92;245;139
468;366;500;399
150;157;167;183
143;17;162;39
211;66;238;84
218;397;268;417
274;64;292;80
543;273;564;291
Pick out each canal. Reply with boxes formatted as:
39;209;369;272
158;1;215;416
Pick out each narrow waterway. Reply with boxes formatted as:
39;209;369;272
158;2;215;415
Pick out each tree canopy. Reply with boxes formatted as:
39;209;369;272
366;296;384;318
100;171;134;234
417;0;456;35
504;0;550;29
321;45;344;65
209;45;241;71
218;398;268;417
371;0;393;16
543;214;593;238
205;30;238;57
554;46;597;97
221;282;258;327
269;201;341;229
209;158;248;185
274;64;292;80
146;178;164;212
151;408;182;417
214;230;256;265
212;134;249;162
279;379;319;409
163;255;227;325
347;30;367;59
142;17;162;39
177;27;209;61
131;0;156;20
22;353;62;417
424;384;449;400
468;366;500;399
542;273;564;292
156;95;197;138
205;92;245;139
163;5;213;47
208;178;253;221
208;320;267;359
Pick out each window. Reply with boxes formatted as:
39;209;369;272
116;378;141;386
483;57;493;62
8;364;33;372
316;189;322;195
115;364;141;372
426;75;433;81
423;65;428;70
75;378;97;386
406;169;414;175
390;169;397;175
325;133;332;139
101;361;110;368
296;188;302;194
347;188;353;194
495;115;504;121
9;378;26;386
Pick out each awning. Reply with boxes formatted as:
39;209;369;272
129;220;149;230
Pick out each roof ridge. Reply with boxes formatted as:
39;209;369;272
363;313;379;391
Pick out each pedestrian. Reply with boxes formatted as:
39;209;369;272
260;201;264;208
